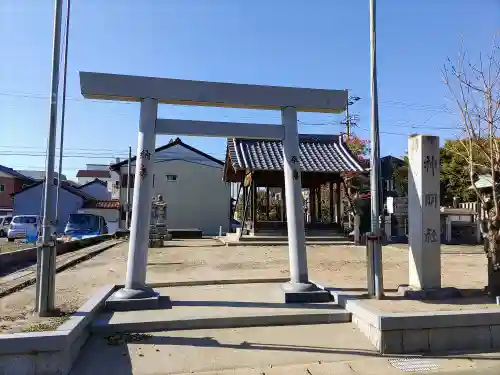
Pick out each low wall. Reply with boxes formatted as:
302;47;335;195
330;290;500;354
0;285;116;375
0;235;113;271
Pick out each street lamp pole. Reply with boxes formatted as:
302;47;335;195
55;0;71;227
37;0;65;315
369;0;384;299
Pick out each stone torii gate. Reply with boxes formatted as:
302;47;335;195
79;72;347;310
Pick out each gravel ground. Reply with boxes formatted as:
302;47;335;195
0;239;491;333
0;238;35;253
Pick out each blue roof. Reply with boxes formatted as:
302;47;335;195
11;178;94;200
0;165;35;181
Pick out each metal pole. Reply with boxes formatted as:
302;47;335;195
37;0;64;316
126;146;132;229
55;0;71;228
345;94;350;139
369;0;384;299
281;106;312;292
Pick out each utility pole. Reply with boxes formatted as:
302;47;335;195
37;0;65;316
369;0;384;299
55;0;71;228
346;99;351;138
341;91;361;139
125;146;132;229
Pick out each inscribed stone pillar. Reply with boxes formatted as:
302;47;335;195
408;135;441;290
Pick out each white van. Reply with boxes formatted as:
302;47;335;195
7;215;40;242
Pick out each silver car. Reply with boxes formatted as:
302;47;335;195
0;216;12;237
7;215;40;242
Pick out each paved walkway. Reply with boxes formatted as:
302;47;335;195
71;323;500;375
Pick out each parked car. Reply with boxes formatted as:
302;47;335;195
0;216;12;237
7;215;40;242
64;213;108;238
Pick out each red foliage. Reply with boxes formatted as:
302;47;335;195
344;135;370;160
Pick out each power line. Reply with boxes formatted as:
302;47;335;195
0;89;456;114
0;145;130;152
298;119;460;130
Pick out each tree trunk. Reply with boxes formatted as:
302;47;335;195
485;227;500;297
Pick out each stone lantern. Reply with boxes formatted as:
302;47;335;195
148;194;171;247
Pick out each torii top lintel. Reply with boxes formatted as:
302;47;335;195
79;72;348;114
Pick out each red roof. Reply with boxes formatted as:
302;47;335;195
82;199;120;209
76;170;111;178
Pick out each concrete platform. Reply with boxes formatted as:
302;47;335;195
92;283;350;335
328;289;500;354
70;323;500;375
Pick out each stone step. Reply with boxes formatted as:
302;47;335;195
91;282;351;335
91;308;351;335
239;235;349;242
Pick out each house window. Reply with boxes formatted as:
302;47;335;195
0;184;4;192
166;174;177;182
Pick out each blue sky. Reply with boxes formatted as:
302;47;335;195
1;0;499;179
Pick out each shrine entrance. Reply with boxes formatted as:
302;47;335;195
79;71;352;309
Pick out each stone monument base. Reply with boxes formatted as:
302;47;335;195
105;286;160;311
397;284;462;300
281;282;332;303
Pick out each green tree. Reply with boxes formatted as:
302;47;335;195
392;155;409;196
390;143;479;205
439;140;478;206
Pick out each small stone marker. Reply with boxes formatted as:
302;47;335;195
408;135;441;290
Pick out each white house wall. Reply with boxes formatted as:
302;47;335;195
119;145;229;235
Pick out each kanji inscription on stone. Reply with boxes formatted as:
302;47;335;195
293;170;299;180
423;155;438;176
290;156;299;164
139;165;148;179
424;193;438;208
424;228;438;243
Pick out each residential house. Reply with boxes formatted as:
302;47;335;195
78;179;111;200
12;179;93;234
0;165;35;216
76;163;120;199
110;138;230;235
17;170;67;181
